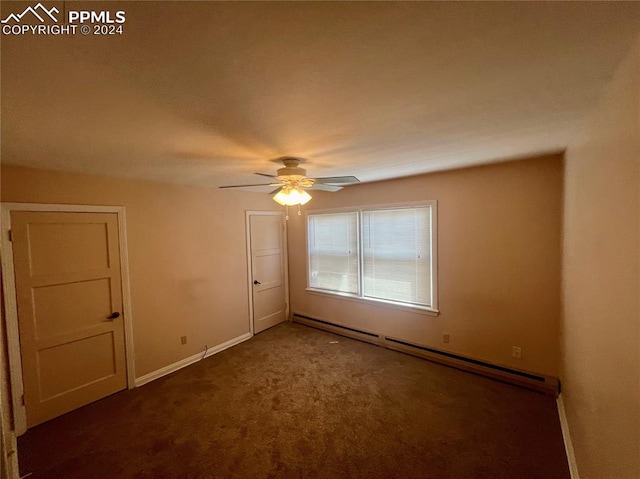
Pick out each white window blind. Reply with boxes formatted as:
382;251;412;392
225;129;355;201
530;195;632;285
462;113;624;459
308;212;359;294
362;207;431;307
306;202;437;312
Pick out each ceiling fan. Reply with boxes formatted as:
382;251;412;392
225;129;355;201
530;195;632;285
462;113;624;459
219;157;360;206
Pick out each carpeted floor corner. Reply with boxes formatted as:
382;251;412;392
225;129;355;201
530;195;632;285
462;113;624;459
18;321;570;478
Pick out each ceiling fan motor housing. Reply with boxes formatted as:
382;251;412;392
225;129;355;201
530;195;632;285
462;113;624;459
277;158;307;181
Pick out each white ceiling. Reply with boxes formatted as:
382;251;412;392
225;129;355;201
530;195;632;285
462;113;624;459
2;1;640;190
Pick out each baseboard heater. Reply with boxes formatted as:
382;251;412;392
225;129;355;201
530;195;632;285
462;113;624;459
292;313;559;396
292;313;382;346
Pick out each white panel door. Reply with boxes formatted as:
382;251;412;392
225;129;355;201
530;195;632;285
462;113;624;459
11;211;127;427
249;213;287;333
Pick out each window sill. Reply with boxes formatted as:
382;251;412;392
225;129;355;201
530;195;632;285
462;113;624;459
305;288;440;316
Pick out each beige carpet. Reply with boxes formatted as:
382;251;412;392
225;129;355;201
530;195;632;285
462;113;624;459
19;321;570;478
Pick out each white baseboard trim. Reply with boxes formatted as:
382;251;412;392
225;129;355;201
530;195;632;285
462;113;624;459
135;332;252;387
557;393;580;479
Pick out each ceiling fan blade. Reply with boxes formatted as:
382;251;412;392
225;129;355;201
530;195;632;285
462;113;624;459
219;183;282;189
255;172;277;178
309;183;343;192
269;187;283;195
311;176;360;185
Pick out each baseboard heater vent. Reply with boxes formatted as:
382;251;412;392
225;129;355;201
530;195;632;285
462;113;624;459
292;313;381;346
383;336;558;395
292;313;559;396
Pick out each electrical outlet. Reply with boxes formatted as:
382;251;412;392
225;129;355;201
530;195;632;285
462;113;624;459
512;346;522;359
181;336;187;345
442;333;450;344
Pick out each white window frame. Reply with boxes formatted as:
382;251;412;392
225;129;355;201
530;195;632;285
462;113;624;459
305;201;438;316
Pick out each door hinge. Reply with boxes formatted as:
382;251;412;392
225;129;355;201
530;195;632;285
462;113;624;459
7;229;12;242
21;394;25;406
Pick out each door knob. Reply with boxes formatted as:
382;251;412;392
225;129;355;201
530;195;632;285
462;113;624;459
253;280;261;285
107;312;120;320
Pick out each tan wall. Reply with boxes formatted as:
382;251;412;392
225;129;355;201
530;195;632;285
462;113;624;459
288;155;563;377
562;40;640;478
1;166;279;378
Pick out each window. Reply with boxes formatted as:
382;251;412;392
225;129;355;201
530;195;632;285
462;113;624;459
307;202;437;312
308;212;359;294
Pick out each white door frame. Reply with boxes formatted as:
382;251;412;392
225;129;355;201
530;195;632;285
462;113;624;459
245;211;289;335
0;203;136;436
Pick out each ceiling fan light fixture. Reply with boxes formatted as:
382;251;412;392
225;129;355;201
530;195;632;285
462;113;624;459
273;186;312;206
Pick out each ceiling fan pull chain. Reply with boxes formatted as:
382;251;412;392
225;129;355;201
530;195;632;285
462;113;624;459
285;205;289;221
298;204;302;216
